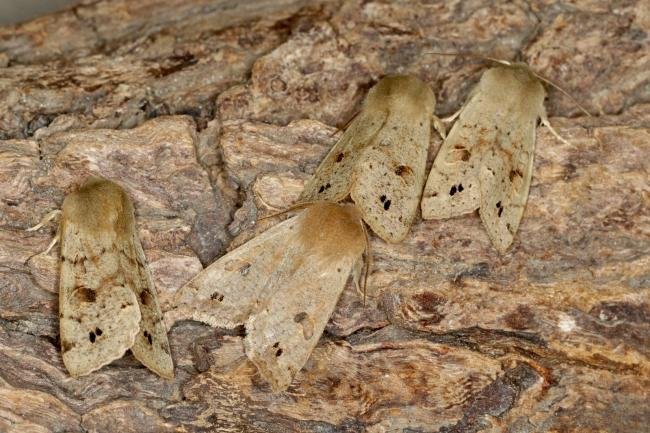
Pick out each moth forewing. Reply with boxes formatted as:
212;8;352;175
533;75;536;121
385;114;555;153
421;64;547;252
127;236;175;379
58;178;173;378
168;202;366;392
300;108;388;204
300;75;438;243
167;216;296;328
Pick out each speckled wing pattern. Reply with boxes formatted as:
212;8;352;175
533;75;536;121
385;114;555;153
300;108;388;203
59;218;142;377
421;65;545;252
300;75;436;243
58;178;173;378
348;108;431;242
169;203;366;392
124;232;174;379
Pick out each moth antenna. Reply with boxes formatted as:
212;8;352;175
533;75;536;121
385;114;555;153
255;193;283;212
529;71;592;117
360;219;372;307
258;200;319;221
425;51;512;66
26;209;62;232
332;109;360;136
427;51;591;117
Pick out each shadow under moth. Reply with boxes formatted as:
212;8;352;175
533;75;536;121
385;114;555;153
167;202;367;392
57;177;173;378
299;75;442;243
421;61;566;252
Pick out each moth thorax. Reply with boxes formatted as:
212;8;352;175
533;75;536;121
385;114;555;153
296;202;365;262
482;67;546;116
62;178;134;239
366;75;435;115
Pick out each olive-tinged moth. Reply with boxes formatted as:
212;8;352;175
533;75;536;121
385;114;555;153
421;62;562;252
299;75;442;243
58;177;173;378
167;202;367;392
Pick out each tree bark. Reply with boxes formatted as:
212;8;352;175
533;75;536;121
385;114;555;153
0;1;648;432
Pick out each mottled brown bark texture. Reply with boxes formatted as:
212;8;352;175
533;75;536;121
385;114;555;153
1;0;648;432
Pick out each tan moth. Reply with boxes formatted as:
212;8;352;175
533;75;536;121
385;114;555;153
299;75;443;243
55;177;174;378
167;202;367;392
421;61;570;252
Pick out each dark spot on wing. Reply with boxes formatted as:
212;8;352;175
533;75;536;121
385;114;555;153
275;348;283;357
509;169;523;181
294;312;308;323
89;331;96;343
336;152;345;162
457;183;464;192
239;263;251;276
61;340;75;353
140;290;152;306
379;195;386;203
95;327;103;336
449;185;457;196
383;199;391;210
75;287;96;303
211;292;224;302
395;165;413;177
273;342;280;348
144;330;153;345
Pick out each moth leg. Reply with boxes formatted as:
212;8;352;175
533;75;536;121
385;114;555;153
441;107;462;124
540;117;570;145
25;209;62;262
23;230;59;265
432;115;447;139
43;234;60;255
26;209;62;232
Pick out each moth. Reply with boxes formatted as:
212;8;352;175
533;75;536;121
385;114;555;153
167;202;367;392
299;75;443;243
56;177;174;378
421;61;568;252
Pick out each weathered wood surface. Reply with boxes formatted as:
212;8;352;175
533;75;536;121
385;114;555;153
1;1;649;432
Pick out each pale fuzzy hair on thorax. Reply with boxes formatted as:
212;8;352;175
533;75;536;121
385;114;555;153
296;202;366;263
364;75;435;115
61;177;134;240
480;65;546;116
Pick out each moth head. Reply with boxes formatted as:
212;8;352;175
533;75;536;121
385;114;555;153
482;65;547;117
296;202;366;264
62;177;135;240
366;75;435;115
